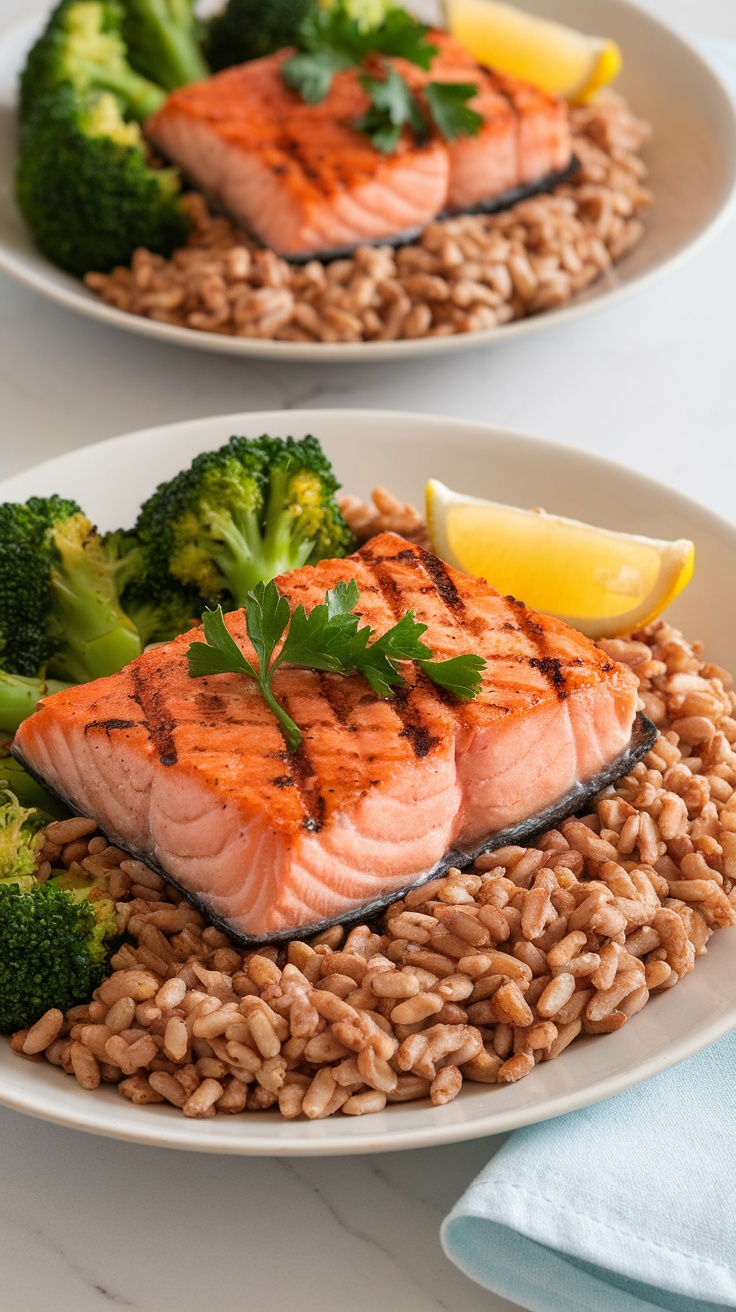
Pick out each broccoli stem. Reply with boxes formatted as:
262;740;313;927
48;587;143;682
47;520;144;682
124;0;210;92
79;55;166;120
207;480;318;608
0;671;71;735
208;508;273;607
261;466;316;576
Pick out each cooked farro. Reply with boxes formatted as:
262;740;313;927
10;605;736;1119
85;92;651;344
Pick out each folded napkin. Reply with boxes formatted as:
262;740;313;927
441;1029;736;1310
700;38;736;90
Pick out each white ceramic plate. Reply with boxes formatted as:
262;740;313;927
1;2;736;362
1;408;735;1154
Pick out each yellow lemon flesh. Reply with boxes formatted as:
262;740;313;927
444;0;622;104
426;480;694;640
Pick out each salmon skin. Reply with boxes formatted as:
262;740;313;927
145;33;574;260
14;532;645;945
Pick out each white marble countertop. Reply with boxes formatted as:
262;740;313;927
1;2;735;1308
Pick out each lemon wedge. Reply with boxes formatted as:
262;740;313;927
426;480;694;640
443;0;622;104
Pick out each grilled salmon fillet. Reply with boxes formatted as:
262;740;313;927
15;534;640;941
145;35;572;258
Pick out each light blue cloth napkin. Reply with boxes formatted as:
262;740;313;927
441;1030;736;1310
441;42;736;1310
701;38;736;91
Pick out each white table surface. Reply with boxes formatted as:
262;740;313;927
1;2;734;1308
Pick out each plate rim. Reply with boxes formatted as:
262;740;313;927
2;998;735;1156
1;1;736;363
2;406;736;1155
3;404;736;548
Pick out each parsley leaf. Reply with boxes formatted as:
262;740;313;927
353;609;428;695
297;5;372;62
353;66;426;153
283;3;439;108
326;577;360;619
243;581;291;674
371;9;437;68
186;606;256;680
425;81;484;141
186;602;302;751
186;578;485;752
282;47;353;105
419;654;486;700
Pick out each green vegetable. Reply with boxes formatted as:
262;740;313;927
122;0;209;91
103;528;198;647
281;45;352;105
281;1;481;153
0;506;197;733
19;0;166;121
424;80;484;142
0;747;71;821
0;496;143;687
0;859;118;1034
0;788;117;1034
205;0;315;71
0;670;72;736
186;579;487;752
282;2;436;105
0;790;44;888
17;0;190;278
353;66;426;153
135;434;356;611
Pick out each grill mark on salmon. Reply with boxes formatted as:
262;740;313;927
130;664;178;767
507;594;565;698
365;557;405;620
507;594;604;699
413;547;466;613
84;718;138;734
196;688;226;720
15;532;643;941
279;684;328;832
317;671;361;727
390;685;442;761
529;656;567;700
368;539;466;616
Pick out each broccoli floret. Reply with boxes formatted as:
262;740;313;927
20;0;166;122
121;579;198;647
0;495;143;687
135;434;357;608
205;0;315;70
104;528;199;646
0;670;72;736
0;861;118;1034
17;1;190;278
123;0;209;91
0;787;118;1032
0;789;44;888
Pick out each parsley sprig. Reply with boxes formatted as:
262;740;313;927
186;578;486;753
281;2;483;153
353;67;426;154
425;81;484;142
